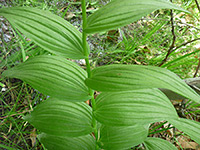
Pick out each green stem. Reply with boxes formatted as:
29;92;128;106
81;0;98;149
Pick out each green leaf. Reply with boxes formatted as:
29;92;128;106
169;118;200;144
85;64;200;104
100;125;148;150
94;89;178;126
0;7;87;59
85;0;188;33
144;137;177;150
38;133;95;150
24;97;93;137
2;55;90;102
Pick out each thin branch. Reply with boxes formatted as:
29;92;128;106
177;21;200;31
193;58;200;77
159;38;200;67
173;38;200;51
195;0;200;13
159;8;176;67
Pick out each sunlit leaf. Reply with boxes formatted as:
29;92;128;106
144;137;177;150
100;125;148;150
2;55;90;102
85;0;188;33
85;64;200;104
94;89;178;126
0;7;87;59
169;118;200;144
24;97;93;137
38;133;95;150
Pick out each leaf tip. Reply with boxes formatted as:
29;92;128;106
23;114;32;122
2;69;15;78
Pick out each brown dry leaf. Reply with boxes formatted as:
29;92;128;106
107;29;119;43
138;45;151;54
87;7;95;11
172;99;184;106
178;136;200;150
30;128;37;147
65;12;76;19
85;100;90;105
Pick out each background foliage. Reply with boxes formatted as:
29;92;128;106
0;0;200;149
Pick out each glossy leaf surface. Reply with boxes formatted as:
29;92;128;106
169;118;200;144
2;55;90;102
0;7;86;59
86;64;200;104
24;97;93;137
38;133;95;150
94;89;178;126
144;137;177;150
100;125;148;150
85;0;188;33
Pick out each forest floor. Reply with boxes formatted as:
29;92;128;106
1;0;200;149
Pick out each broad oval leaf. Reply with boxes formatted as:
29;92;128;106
24;97;93;137
85;0;188;33
100;125;148;150
169;118;200;144
85;64;200;104
2;55;90;102
144;137;177;150
0;7;87;59
38;133;95;150
94;89;178;126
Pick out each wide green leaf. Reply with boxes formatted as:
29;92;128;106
0;7;87;59
169;118;200;144
85;0;188;33
2;55;90;102
24;97;93;137
85;64;200;104
144;137;177;150
100;125;148;150
94;89;178;126
38;133;95;150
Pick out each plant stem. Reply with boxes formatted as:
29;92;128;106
82;0;91;76
81;0;98;149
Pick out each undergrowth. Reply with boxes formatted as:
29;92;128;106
0;0;200;149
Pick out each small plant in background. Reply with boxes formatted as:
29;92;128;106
1;0;200;149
